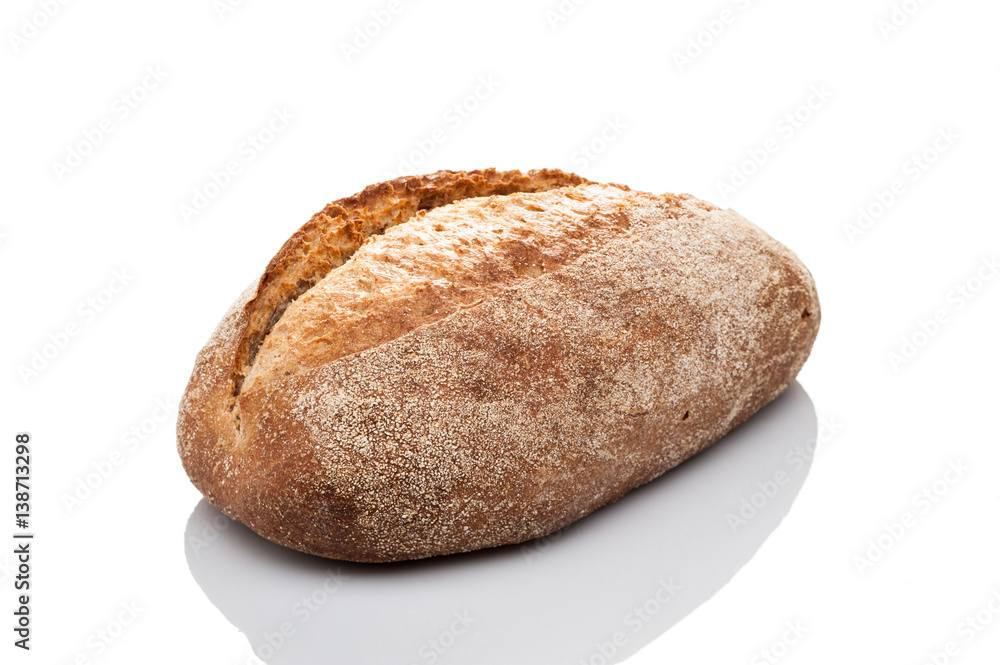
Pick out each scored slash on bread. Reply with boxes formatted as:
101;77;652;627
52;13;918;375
230;168;588;404
177;168;820;563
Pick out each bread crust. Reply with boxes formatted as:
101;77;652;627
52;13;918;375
177;168;820;563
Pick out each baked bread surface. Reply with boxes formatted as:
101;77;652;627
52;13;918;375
177;168;820;562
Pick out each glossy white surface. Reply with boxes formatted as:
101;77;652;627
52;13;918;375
186;385;815;665
2;1;997;663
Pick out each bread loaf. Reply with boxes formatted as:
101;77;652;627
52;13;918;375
177;168;820;563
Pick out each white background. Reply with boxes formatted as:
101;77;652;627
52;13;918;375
2;0;998;663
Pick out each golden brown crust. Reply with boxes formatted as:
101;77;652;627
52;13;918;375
231;168;589;400
177;169;820;563
242;182;662;394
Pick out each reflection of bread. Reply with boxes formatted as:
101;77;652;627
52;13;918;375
177;168;820;563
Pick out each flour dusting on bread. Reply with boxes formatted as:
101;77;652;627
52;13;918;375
177;168;820;563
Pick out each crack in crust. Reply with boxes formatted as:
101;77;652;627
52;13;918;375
239;182;682;394
229;168;590;410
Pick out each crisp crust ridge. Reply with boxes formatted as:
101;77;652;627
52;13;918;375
230;168;589;403
242;182;671;393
